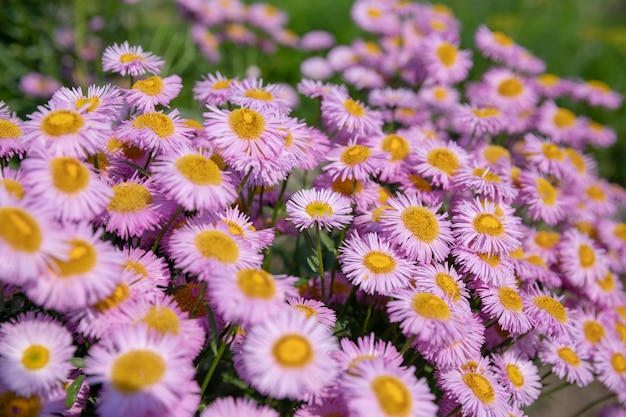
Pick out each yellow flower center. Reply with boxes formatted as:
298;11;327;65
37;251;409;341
343;99;365;117
557;347;580;366
213;79;232;90
408;175;432;192
412;293;450;320
75;96;100;112
1;179;25;200
371;375;412;417
0;119;23;138
0;207;42;253
364;41;381;56
526;255;547;268
53;239;97;277
506;364;525;388
332;178;363;196
435;272;460;301
498;78;524;97
436;42;457;67
87;152;110;170
617;322;626;343
578;244;596;268
536;177;557;206
473;167;501;182
427;147;460;176
472;107;500;118
228;108;266;140
21;345;50;370
367;7;382;18
305;202;333;218
564;148;585;174
537;73;559;86
473;213;504;236
586;185;606;202
583;320;605;344
40;110;84;136
174;154;222;185
479;252;501;267
433;87;447;100
587;80;611;93
108;183;152;213
142;306;179;335
272;334;313;368
132;76;164;96
119;53;145;63
612;353;626;373
401;206;439;242
0;391;41;417
93;283;131;312
381;134;410;161
121;141;146;160
111;350;166;394
363;251;396;274
172;283;206;317
597;271;615;291
194;230;239;263
493;31;514;46
123;260;148;278
237;269;276;299
533;295;567;323
132;112;175;138
614;223;626;242
541;143;564;161
498;287;523;311
341;145;372;166
534;231;559;249
553;108;576;128
372;205;392;223
244;89;274;101
294;304;317;318
50;156;90;194
462;372;495;404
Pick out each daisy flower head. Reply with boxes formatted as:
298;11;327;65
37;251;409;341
102;41;164;77
201;397;279;417
208;205;275;251
333;333;404;373
339;231;415;296
0;167;25;201
320;89;384;136
521;134;569;179
297;79;348;99
193;71;235;107
20;151;113;222
322;140;387;182
286;296;337;328
572;79;623;110
300;56;334;81
452;163;518;204
351;0;400;35
474;25;519;63
476;280;533;336
125;74;183;112
24;221;124;313
452;104;505;138
239;309;339;400
452;197;523;255
419;35;473;85
594;337;626;395
411;138;469;189
342;65;386;90
491;351;541;408
368;87;417;109
538;339;594;387
417;84;461;111
452;244;516;287
50;83;123;120
228;78;293;114
0;102;26;159
209;268;298;326
536;101;585;145
286;188;353;232
299;30;335;51
415;262;470;310
363;129;420;181
479;68;537;110
0;312;74;396
522;286;577;341
380;193;454;264
247;3;287;32
557;228;608;289
85;324;199;417
190;25;221;64
517;170;569;226
341;357;437;417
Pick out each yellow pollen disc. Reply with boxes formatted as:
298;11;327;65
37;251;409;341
435;272;460;302
40;110;85;136
617;322;626;342
220;220;243;237
430;19;447;31
122;142;146;160
401;206;439;242
306;201;333;218
172;283;206;316
506;364;525;388
132;76;164;96
213;79;231;90
284;133;294;147
433;87;447;100
132;112;175;138
372;205;392;223
343;99;365;117
142;306;180;335
332;178;363;196
586;185;606;202
348;354;375;372
473;213;504;236
50;157;90;194
509;247;524;259
564;148;585;174
119;53;145;63
382;134;410;161
123;260;148;278
228;108;266;140
498;78;524;97
272;334;313;368
175;154;222;185
408;174;432;192
578;244;596;268
587;80;611;93
432;3;453;15
557;347;580;366
0;119;23;138
396;108;415;117
0;207;42;253
588;120;604;132
0;391;41;417
614;223;626;242
378;187;392;204
363;251;396;274
183;119;204;131
493;31;514;46
210;152;227;170
462;372;495;404
111;350;166;394
537;73;559;86
536;177;557;206
526;255;547;268
108;183;152;213
21;345;50;370
541;143;564;161
367;7;382;18
341;145;372;166
194;230;239;263
534;231;560;249
553;108;576;128
107;137;123;153
479;252;501;267
364;41;381;55
436;42;457;67
596;271;615;291
473;167;501;182
616;306;626;321
472;107;500;118
93;283;131;312
612;353;626;373
244;89;274;101
371;375;412;417
87;152;110;170
462;360;479;371
294;304;317;318
75;96;100;112
53;239;97;277
533;296;567;323
498;287;523;311
412;293;450;320
1;179;25;200
583;320;605;344
427;147;460;176
237;269;276;299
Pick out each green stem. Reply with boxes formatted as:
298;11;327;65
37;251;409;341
315;227;326;302
237;167;254;195
338;285;358;320
329;226;348;301
270;174;290;228
362;295;376;333
190;281;207;319
399;335;416;357
539;381;570;399
445;403;461;417
259;185;266;228
151;206;184;252
200;326;234;396
570;392;616;417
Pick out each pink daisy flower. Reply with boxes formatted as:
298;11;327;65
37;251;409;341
594;337;626;395
0;102;26;158
491;351;541;408
583;119;617;148
333;333;403;373
411;138;469;189
339;231;415;296
517;170;570;226
190;25;221;64
297;79;348;99
415;262;469;310
558;229;609;288
522;286;578;341
477;280;533;336
228;78;293;113
521;134;569;179
323;140;387;182
452;163;518;204
474;25;519;63
239;310;339;400
102;41;164;77
125;74;183;112
193;72;235;107
420;35;472;85
380;193;454;264
286;188;353;232
50;83;123;120
0;167;25;200
418;84;461;111
116;109;194;155
481;67;538;111
538;339;594;387
572;79;622;110
286;296;337;328
0;378;67;417
207;206;275;251
299;30;335;50
300;56;334;80
351;0;399;35
0;312;74;396
201;397;278;417
536;101;585;145
320;89;383;135
452;104;505;138
452;245;516;287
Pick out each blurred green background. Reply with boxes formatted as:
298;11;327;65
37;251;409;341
1;0;625;184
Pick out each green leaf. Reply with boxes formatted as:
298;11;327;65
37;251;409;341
206;304;220;356
65;374;85;408
318;230;337;255
306;254;319;272
69;357;85;368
